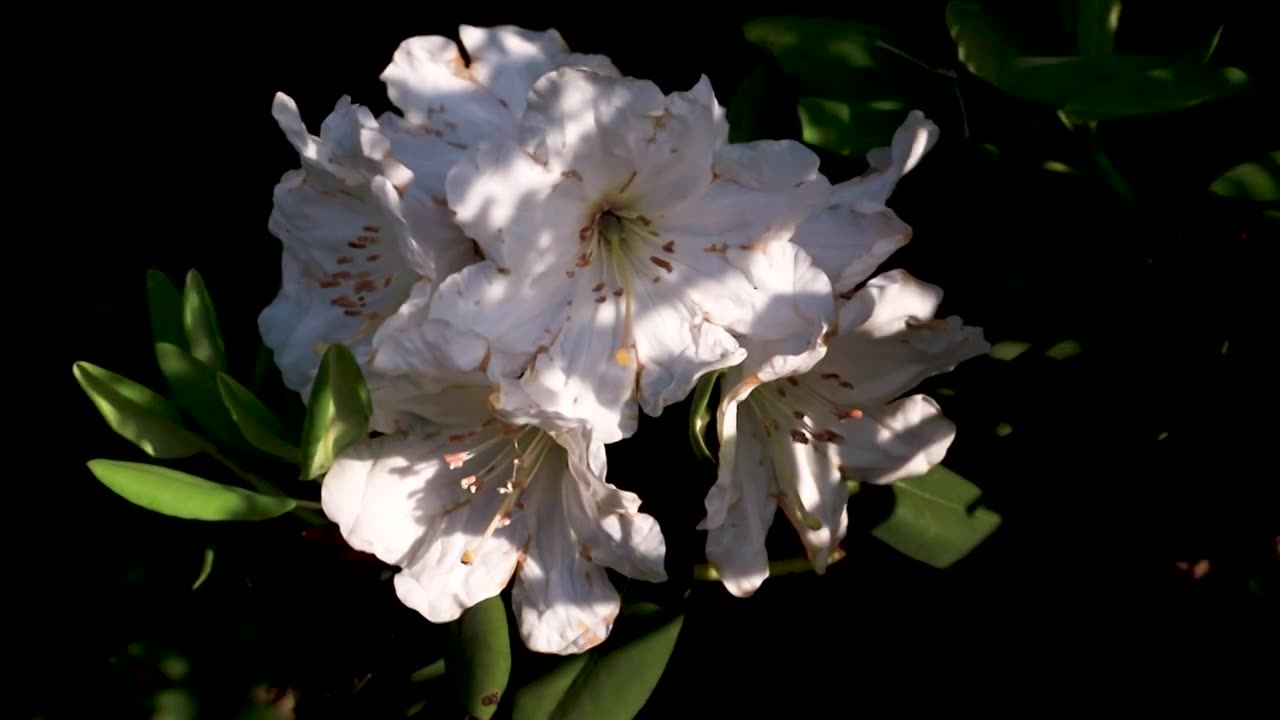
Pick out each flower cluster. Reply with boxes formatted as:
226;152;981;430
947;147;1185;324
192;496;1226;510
261;25;989;655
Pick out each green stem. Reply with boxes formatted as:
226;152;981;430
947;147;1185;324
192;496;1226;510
207;448;328;525
692;548;848;581
1060;113;1136;207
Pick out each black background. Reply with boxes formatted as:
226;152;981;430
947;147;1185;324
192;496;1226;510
37;2;1279;717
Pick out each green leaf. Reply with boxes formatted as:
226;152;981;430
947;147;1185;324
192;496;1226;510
1000;55;1251;121
726;64;778;145
86;459;296;521
797;96;915;157
182;269;226;372
859;465;1002;568
216;373;301;465
512;602;684;720
1075;0;1121;55
1209;151;1280;204
688;370;723;464
447;596;511;719
146;270;187;351
299;343;372;480
72;361;209;459
946;1;1021;86
155;342;250;451
192;547;215;590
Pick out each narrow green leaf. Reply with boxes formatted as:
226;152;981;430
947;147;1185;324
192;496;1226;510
217;373;301;465
1200;24;1224;63
945;1;1021;86
299;343;372;480
860;465;1002;568
86;459;297;521
72;361;209;459
192;547;214;590
512;602;684;720
1076;0;1121;55
999;55;1251;121
1209;151;1280;204
448;596;511;719
146;270;187;351
155;342;250;451
182;269;226;371
688;370;723;464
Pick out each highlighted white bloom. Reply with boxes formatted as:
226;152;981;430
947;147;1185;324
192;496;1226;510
262;25;613;417
320;381;667;655
258;94;421;398
402;66;832;443
702;269;990;597
791;111;940;295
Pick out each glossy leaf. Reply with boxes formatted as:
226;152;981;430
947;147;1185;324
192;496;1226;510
1209;151;1280;204
155;342;249;451
688;370;722;464
146;270;187;351
1000;55;1251;121
73;361;209;459
859;464;1002;568
1075;0;1121;55
182;269;226;371
743;16;943;101
217;373;301;465
946;1;1021;87
299;343;372;480
797;96;915;157
447;596;511;719
86;459;296;521
512;602;684;720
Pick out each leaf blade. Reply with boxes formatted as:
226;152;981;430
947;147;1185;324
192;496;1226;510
688;370;723;464
146;270;187;351
86;459;296;521
449;596;512;719
182;269;227;371
217;373;301;465
863;465;1002;568
155;342;250;451
72;361;209;459
299;343;372;480
512;602;684;720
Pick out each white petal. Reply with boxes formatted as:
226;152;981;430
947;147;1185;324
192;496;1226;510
510;440;622;655
833;393;957;486
656;143;832;333
791;111;939;293
726;241;834;390
821;269;991;405
380;35;514;147
559;429;667;583
321;426;528;624
702;372;777;598
375;119;480;280
369;278;491;387
458;25;571;118
261;95;417;395
517;69;726;212
427;258;576;381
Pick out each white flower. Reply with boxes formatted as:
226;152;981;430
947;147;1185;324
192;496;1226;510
258;94;422;398
261;26;609;416
386;66;833;443
320;380;667;655
702;269;990;597
374;25;620;281
790;111;940;296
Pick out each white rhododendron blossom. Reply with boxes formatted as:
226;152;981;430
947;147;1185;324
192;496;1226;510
258;94;422;397
791;111;940;295
320;381;667;655
702;269;990;597
260;24;614;403
403;66;832;444
258;21;984;651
